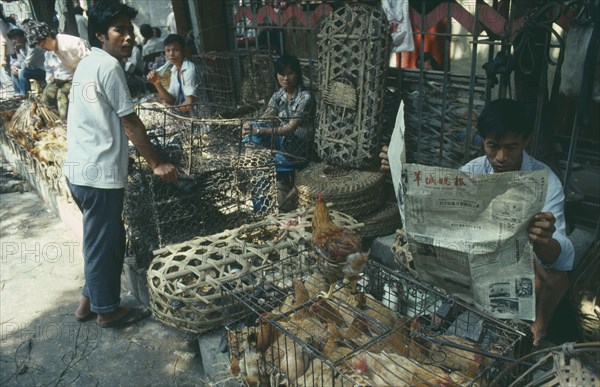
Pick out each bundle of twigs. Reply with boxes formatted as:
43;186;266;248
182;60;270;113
8;99;59;133
7;99;60;150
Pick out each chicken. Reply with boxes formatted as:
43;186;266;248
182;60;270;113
352;350;457;387
407;316;431;363
336;289;397;330
291;278;310;318
297;325;371;387
309;296;347;328
303;271;328;298
263;333;312;383
256;313;279;353
237;332;263;387
311;193;369;298
322;324;354;362
428;335;483;378
369;317;411;356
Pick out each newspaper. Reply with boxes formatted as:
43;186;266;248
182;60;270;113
388;108;548;321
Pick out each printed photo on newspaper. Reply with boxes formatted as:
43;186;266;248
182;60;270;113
399;164;548;321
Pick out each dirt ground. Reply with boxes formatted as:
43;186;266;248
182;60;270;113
0;162;208;386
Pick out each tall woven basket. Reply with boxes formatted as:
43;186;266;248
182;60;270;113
315;4;391;168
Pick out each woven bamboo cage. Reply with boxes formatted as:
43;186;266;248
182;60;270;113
314;4;391;168
571;241;600;342
147;205;360;334
295;162;386;218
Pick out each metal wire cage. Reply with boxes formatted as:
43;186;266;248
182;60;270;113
125;103;279;267
221;253;526;386
400;71;487;168
191;49;276;117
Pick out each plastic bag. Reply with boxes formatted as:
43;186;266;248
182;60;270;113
381;0;415;53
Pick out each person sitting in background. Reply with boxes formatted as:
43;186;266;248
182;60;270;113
146;34;198;113
8;28;45;96
23;20;90;74
152;27;161;40
122;42;146;97
42;50;72;120
380;99;574;347
242;54;314;211
74;5;88;41
124;42;143;75
140;24;163;59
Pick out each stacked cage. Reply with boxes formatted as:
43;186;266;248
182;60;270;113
125;104;279;267
222;256;526;386
191;49;276;117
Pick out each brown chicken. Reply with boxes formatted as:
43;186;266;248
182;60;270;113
311;193;369;298
309;296;347;328
352;350;457;387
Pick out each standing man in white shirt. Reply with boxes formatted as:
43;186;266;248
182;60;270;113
63;0;178;328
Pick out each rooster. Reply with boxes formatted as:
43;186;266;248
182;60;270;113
311;193;369;298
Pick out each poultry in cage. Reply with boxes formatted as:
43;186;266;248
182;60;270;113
243;279;325;383
311;192;369;298
351;349;468;386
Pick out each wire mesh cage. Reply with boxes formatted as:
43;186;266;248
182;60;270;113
314;3;391;168
191;49;276;117
401;72;487;169
221;254;526;386
125;103;280;266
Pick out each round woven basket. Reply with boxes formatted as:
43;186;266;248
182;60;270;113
147;206;359;334
295;162;385;218
357;201;401;239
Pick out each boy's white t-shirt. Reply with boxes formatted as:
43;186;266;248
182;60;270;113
63;47;135;189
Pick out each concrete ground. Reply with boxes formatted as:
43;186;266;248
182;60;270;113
0;164;209;386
